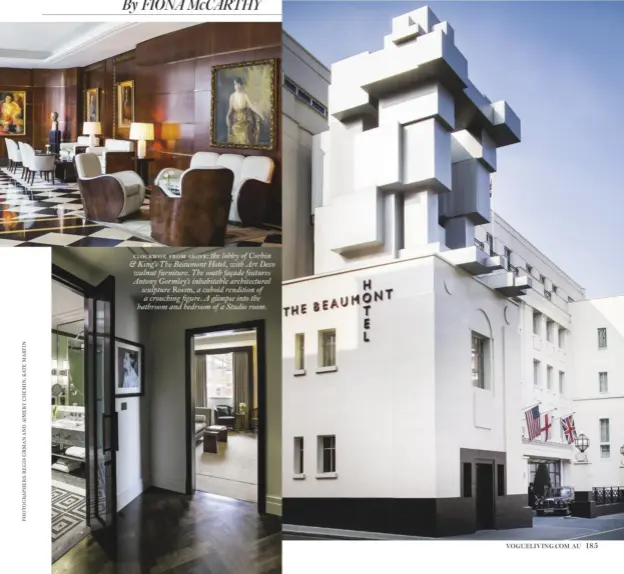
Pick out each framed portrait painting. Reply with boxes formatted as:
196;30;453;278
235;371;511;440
210;59;277;151
115;338;144;397
0;91;26;136
85;88;99;122
117;80;134;129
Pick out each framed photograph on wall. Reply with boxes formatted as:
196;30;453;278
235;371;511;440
210;58;277;151
85;88;99;122
0;91;26;136
117;80;134;129
115;338;144;397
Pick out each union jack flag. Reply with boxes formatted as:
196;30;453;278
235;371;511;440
525;405;541;440
561;414;577;444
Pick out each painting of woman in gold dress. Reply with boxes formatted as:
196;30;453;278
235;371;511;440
0;92;26;136
211;59;276;150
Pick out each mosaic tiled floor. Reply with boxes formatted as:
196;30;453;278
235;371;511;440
51;483;89;563
0;169;282;247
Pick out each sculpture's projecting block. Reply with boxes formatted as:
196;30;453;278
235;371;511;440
316;187;384;254
312;5;522;273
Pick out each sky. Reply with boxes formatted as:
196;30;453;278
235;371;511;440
283;1;624;299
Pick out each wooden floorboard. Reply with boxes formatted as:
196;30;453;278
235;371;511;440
52;487;282;574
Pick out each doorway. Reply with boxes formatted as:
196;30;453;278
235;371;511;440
476;463;495;530
51;265;118;562
185;320;267;513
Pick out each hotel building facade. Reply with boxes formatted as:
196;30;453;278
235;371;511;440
281;7;624;537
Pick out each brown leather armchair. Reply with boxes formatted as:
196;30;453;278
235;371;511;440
149;167;234;246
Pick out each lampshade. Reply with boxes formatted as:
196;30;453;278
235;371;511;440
161;122;180;140
129;122;154;141
83;121;101;135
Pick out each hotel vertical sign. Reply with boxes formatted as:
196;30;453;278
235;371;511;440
283;280;393;343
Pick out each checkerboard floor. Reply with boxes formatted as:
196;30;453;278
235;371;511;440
0;171;282;247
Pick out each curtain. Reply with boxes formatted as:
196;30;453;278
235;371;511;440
194;353;208;408
233;351;249;426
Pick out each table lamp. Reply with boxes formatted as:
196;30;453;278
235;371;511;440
82;121;101;147
129;122;154;159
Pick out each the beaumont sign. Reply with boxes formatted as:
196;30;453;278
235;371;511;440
283;280;394;343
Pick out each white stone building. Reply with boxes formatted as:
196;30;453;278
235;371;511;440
281;7;624;536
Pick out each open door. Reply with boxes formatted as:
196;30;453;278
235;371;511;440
84;275;117;537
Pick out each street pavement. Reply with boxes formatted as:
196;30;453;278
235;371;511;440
283;513;624;541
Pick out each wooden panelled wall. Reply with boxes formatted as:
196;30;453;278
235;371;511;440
0;22;282;223
0;67;79;160
82;22;282;223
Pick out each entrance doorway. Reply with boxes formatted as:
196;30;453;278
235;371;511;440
476;463;495;530
185;320;267;513
51;265;118;562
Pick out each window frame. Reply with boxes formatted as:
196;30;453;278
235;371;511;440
294;436;304;476
533;359;541;387
598;327;607;349
546;365;553;391
599;371;608;394
471;332;488;389
294;333;305;373
318;434;336;475
559;371;565;395
318;328;337;370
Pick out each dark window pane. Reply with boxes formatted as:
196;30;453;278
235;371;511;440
462;463;472;497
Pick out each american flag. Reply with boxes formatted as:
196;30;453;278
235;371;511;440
561;414;577;444
525;406;541;440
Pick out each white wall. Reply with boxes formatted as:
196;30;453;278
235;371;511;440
145;267;282;514
570;297;624;487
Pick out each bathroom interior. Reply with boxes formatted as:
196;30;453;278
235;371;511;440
51;282;88;561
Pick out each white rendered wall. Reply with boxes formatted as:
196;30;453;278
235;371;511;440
570;297;624;487
282;32;330;281
282;254;525;499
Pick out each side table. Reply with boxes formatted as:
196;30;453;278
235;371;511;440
133;156;154;186
55;160;76;184
235;412;248;431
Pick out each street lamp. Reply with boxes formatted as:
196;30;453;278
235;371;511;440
575;433;589;453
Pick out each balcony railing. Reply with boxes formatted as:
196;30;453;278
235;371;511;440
593;487;624;506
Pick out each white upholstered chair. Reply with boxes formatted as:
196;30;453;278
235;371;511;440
87;139;135;174
154;152;275;226
75;153;145;221
59;136;97;154
5;139;22;173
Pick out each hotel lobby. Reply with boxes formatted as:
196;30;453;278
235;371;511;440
0;22;282;247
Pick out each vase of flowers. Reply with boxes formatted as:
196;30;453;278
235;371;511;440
239;402;247;414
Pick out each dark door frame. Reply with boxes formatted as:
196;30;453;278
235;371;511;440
475;459;495;530
52;264;118;532
184;319;267;514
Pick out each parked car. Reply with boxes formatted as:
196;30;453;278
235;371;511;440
535;486;575;516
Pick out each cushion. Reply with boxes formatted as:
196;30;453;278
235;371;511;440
195;422;207;434
195;414;206;423
104;139;134;152
190;152;220;169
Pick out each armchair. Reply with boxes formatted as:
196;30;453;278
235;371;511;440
18;142;53;185
213;405;235;429
154;152;275;227
86;139;135;174
5;139;22;173
149;167;234;246
75;153;146;221
60;136;97;155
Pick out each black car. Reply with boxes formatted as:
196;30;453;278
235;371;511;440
535;486;574;516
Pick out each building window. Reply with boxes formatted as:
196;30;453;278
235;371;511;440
462;463;472;497
471;332;487;389
318;435;336;473
544;291;552;301
318;329;336;368
294;437;304;475
599;372;608;393
533;360;540;387
558;328;565;349
283;77;297;94
552;285;558;294
568;296;575;303
559;371;565;395
540;274;546;284
600;418;610;443
504;247;511;270
546;320;555;342
601;445;611;459
527;264;533;275
598;328;607;349
546;366;553;391
533;312;542;336
294;333;305;371
497;465;505;496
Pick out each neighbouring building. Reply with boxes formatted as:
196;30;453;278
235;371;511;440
281;6;624;537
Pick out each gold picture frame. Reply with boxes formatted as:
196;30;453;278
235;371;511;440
0;91;26;136
210;58;277;151
117;80;134;129
85;88;99;122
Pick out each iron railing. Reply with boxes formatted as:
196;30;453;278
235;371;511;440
593;487;624;506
